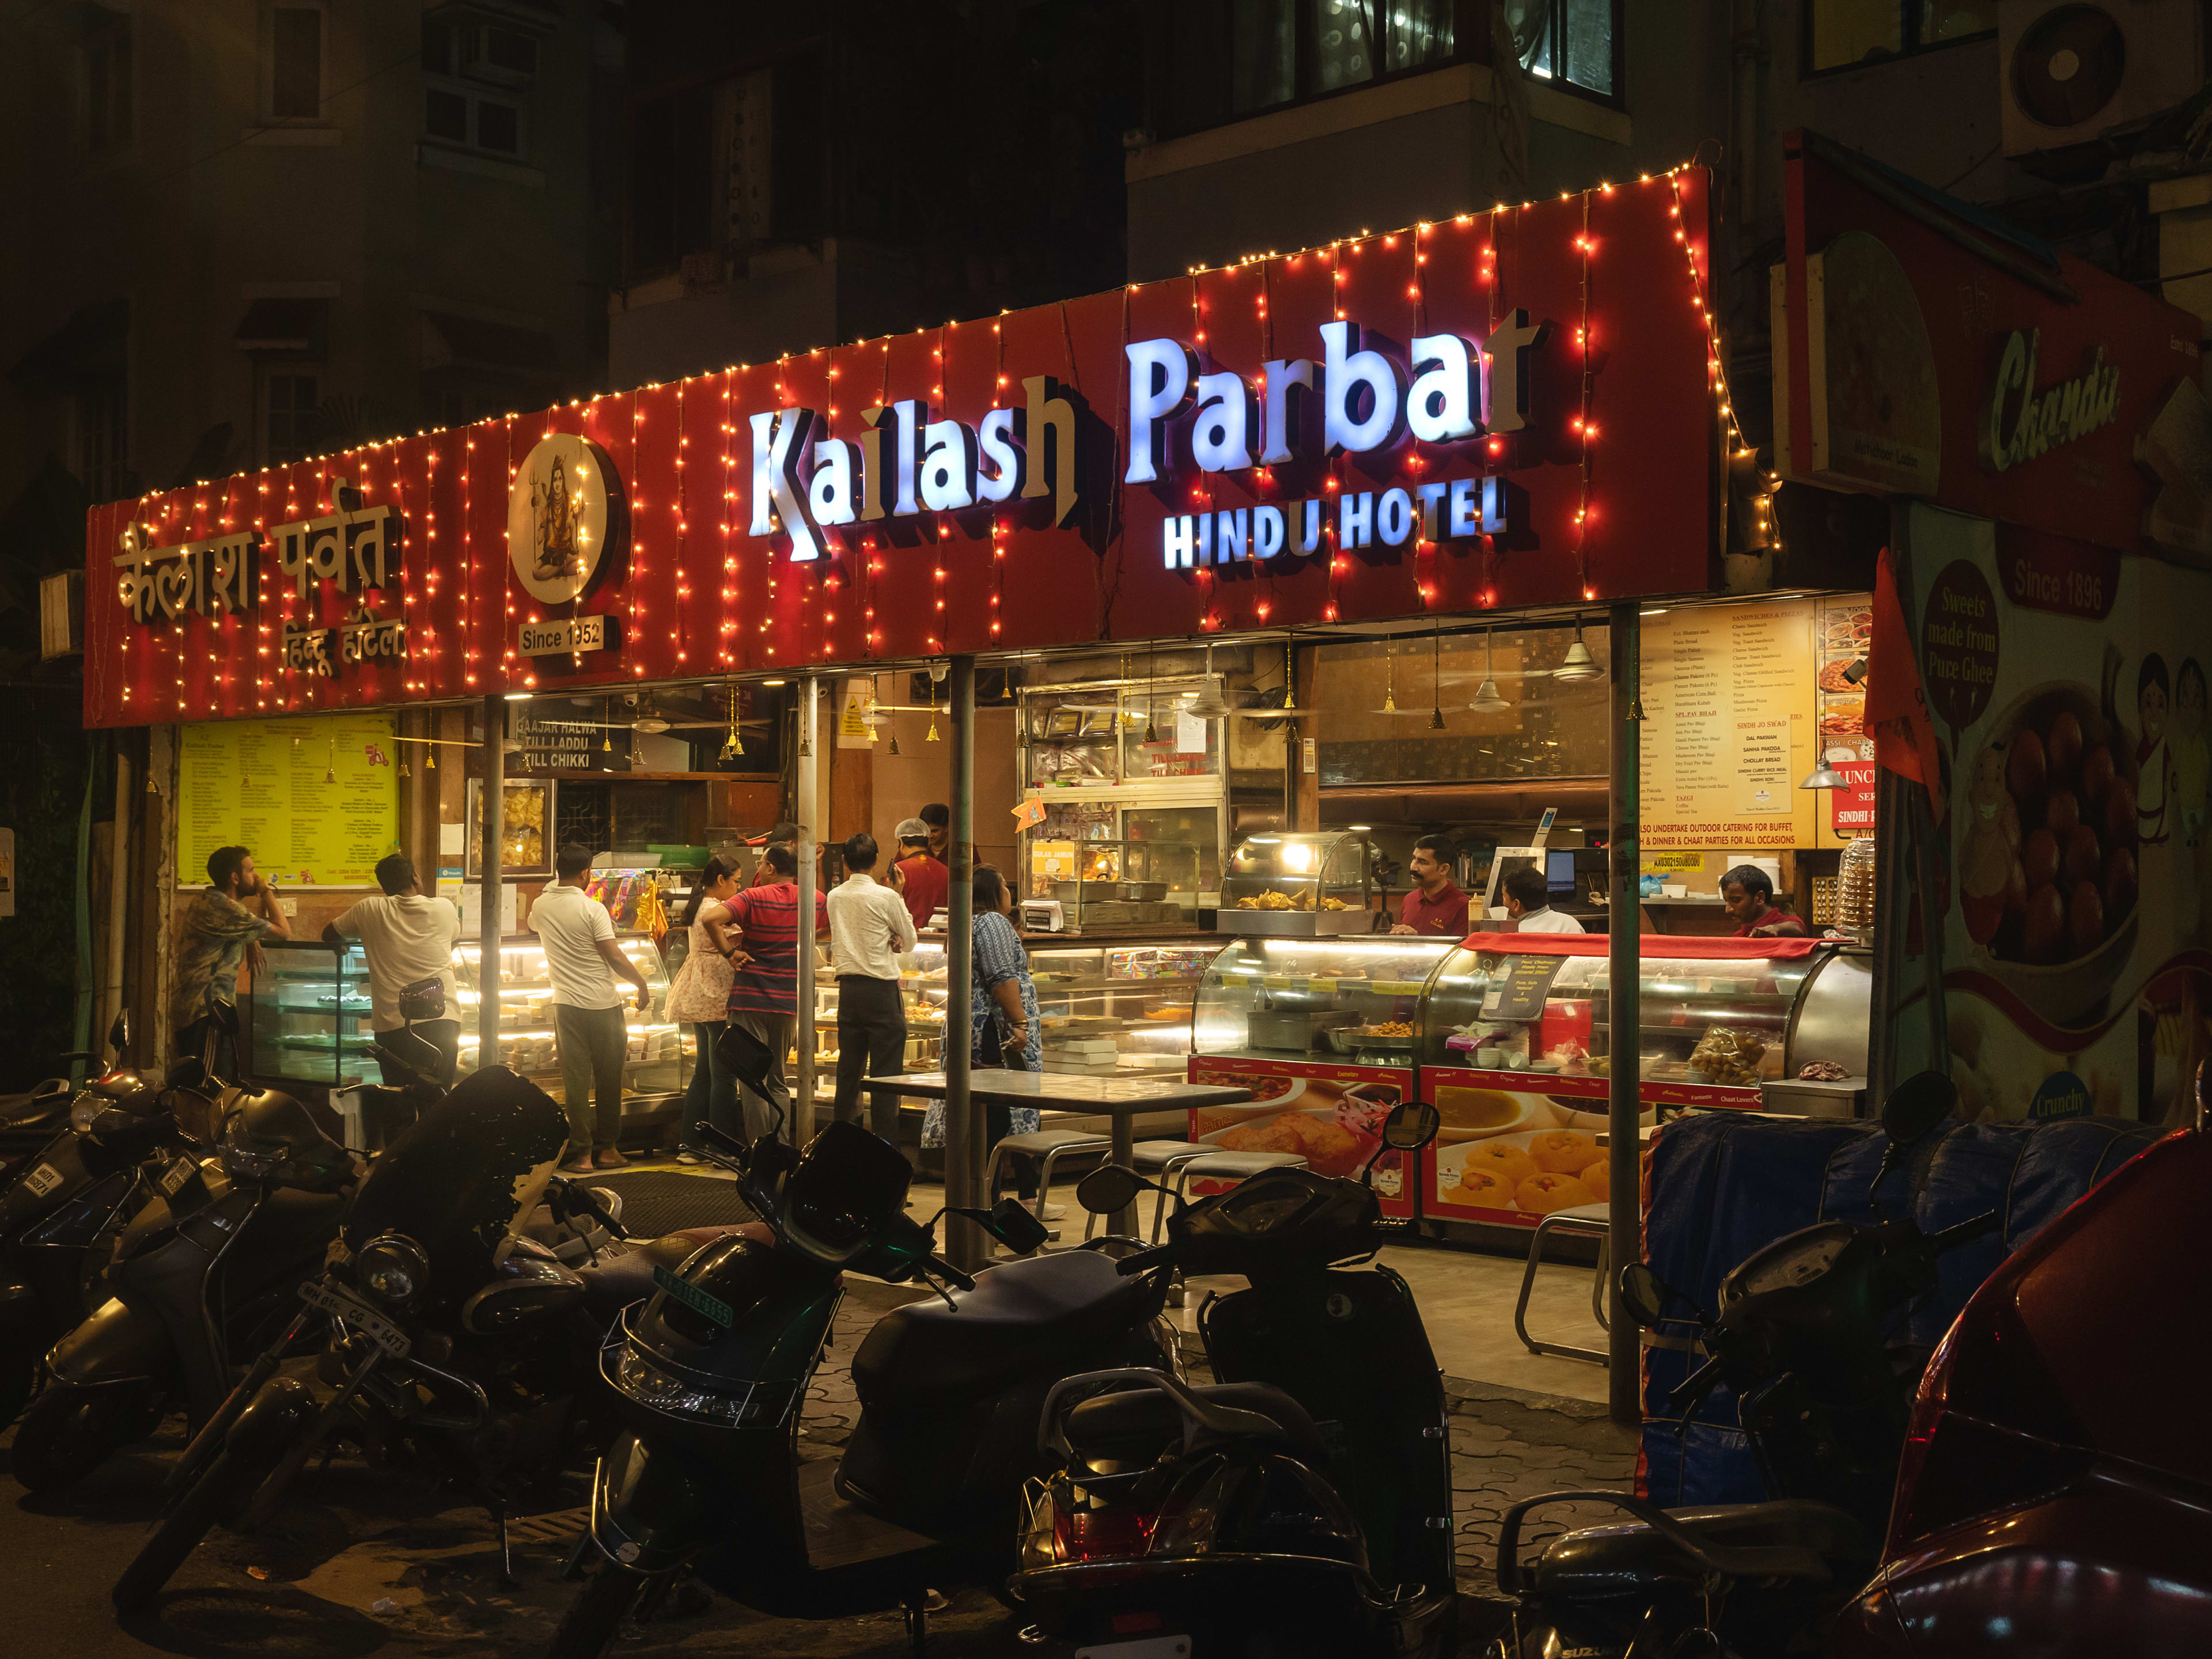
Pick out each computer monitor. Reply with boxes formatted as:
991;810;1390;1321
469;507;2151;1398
1546;849;1577;895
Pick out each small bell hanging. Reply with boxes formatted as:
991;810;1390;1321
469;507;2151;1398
925;672;939;742
398;752;411;778
1383;640;1397;713
426;741;437;771
602;697;612;753
1282;642;1297;711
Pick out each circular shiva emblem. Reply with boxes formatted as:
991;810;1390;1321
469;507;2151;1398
507;433;620;604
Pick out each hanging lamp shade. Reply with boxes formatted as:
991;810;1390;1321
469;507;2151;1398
1555;619;1601;682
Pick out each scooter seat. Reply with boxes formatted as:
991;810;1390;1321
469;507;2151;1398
852;1249;1157;1406
1529;1499;1869;1597
1065;1379;1331;1465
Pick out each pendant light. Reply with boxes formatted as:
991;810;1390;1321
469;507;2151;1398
1427;620;1446;731
1555;618;1601;682
1471;626;1510;713
1800;759;1848;790
1186;642;1234;720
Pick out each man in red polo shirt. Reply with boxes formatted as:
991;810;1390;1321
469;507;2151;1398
1391;834;1470;936
892;817;948;931
724;844;830;1143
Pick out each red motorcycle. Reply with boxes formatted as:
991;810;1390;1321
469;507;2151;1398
1833;1089;2212;1656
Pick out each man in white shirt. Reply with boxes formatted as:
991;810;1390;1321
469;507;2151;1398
531;843;653;1172
827;831;917;1145
1503;864;1586;934
324;854;463;1091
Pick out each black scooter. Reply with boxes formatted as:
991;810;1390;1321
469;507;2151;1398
546;1115;1176;1658
1010;1100;1456;1659
0;1013;204;1431
113;1066;734;1614
1491;1074;1999;1659
18;1084;355;1492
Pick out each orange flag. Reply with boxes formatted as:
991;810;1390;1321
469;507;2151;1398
1866;547;1946;821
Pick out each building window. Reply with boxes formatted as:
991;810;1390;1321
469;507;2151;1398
75;378;130;503
264;372;319;465
1806;1;1998;74
1154;1;1472;138
1506;0;1621;99
422;15;533;158
272;7;323;118
84;13;132;151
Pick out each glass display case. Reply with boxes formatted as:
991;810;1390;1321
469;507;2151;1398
802;950;950;1123
1183;934;1456;1219
454;931;687;1115
245;940;386;1090
1019;839;1203;930
1413;933;1846;1231
466;778;555;877
1219;828;1422;934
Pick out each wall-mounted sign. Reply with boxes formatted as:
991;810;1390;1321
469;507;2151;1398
113;482;402;628
176;715;399;887
510;710;628;772
1978;328;2121;475
519;615;614;656
86;175;1720;728
282;606;408;678
509;434;620;604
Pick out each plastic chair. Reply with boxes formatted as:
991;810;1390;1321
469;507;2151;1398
1513;1202;1611;1365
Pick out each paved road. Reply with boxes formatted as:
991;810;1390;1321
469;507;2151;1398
0;1281;1633;1658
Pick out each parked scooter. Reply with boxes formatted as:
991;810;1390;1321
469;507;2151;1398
0;1010;138;1164
16;1080;355;1492
544;1112;1173;1658
1489;1075;1998;1659
1010;1100;1455;1659
0;1014;206;1430
113;1066;741;1614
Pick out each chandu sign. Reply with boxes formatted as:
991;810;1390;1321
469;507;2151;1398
82;169;1716;729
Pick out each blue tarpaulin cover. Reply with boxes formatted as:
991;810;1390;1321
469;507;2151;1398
1636;1111;2162;1506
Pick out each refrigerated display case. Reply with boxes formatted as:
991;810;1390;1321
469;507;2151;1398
244;940;385;1090
1413;933;1865;1229
1218;828;1422;934
1184;933;1456;1218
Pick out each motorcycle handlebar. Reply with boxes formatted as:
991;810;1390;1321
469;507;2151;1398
926;1255;976;1293
1925;1209;2002;1253
1115;1243;1177;1277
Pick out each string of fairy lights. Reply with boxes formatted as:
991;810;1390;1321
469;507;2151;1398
98;164;1741;726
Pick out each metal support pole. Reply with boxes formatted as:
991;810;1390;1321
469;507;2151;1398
945;656;982;1271
101;746;131;1055
479;695;505;1072
1606;603;1643;1428
794;676;819;1147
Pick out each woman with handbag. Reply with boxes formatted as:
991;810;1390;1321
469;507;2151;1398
919;865;1050;1211
666;855;744;1162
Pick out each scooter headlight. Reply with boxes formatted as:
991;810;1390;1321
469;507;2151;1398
609;1344;793;1428
355;1234;429;1304
69;1093;105;1132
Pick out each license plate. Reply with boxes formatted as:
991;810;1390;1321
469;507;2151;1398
652;1264;735;1331
157;1156;199;1198
1077;1638;1191;1659
18;1162;63;1199
298;1279;412;1357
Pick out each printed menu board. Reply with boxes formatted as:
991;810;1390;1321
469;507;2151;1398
1641;600;1820;850
177;715;400;888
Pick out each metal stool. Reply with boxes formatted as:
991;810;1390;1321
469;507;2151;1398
1513;1203;1611;1365
985;1128;1113;1229
1080;1140;1215;1243
1172;1149;1310;1205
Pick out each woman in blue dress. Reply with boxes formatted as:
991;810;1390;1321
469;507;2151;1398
921;865;1044;1204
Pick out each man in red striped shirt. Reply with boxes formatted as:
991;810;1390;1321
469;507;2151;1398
723;844;830;1143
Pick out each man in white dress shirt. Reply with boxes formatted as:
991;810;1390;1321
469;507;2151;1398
1503;863;1585;934
827;832;918;1146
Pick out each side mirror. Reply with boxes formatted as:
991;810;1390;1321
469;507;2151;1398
1076;1164;1147;1216
1381;1100;1440;1152
972;1198;1051;1256
1619;1262;1675;1330
1880;1070;1957;1147
108;1010;131;1057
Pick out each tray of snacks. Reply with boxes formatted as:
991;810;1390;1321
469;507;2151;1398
1324;1021;1419;1055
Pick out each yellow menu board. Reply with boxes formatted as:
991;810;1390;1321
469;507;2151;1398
1639;600;1822;851
177;715;401;888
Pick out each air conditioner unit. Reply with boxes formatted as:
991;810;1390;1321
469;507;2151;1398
1999;1;2205;158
